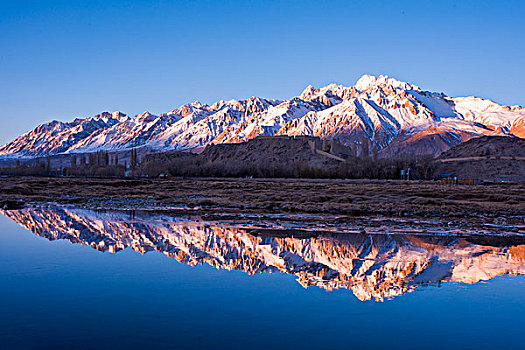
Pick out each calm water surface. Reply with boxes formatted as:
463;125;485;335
0;207;524;349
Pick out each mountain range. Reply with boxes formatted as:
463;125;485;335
2;74;525;158
2;206;524;302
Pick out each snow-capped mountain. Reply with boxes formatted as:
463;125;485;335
2;74;524;158
2;206;524;302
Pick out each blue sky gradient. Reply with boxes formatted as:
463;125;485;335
1;0;524;144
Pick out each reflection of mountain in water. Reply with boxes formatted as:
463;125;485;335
2;207;525;302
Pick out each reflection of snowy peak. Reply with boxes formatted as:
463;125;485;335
2;207;524;302
2;74;524;158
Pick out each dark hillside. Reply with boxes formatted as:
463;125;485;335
141;136;353;178
435;136;525;181
141;136;436;179
439;136;525;158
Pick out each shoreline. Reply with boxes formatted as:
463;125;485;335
1;176;524;236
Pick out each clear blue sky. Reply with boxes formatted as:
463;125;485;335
1;0;524;144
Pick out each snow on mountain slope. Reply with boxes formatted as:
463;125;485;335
277;98;402;148
510;115;525;138
158;96;283;149
70;111;183;153
452;96;525;131
1;74;524;158
0;112;125;157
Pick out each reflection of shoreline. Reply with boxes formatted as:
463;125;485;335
2;206;525;302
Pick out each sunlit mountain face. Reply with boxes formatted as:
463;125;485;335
2;74;525;158
2;206;524;302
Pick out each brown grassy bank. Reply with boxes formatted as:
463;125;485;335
1;177;523;221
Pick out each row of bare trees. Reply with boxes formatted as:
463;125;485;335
0;149;141;178
1;146;438;180
139;151;438;180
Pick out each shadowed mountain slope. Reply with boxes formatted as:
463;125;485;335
2;75;524;159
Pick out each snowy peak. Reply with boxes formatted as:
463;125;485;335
356;74;421;92
1;74;524;158
355;74;420;92
299;85;316;100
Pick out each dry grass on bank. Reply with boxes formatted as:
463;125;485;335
1;177;524;221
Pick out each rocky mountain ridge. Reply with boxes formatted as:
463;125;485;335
2;74;524;158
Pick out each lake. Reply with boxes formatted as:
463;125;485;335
1;206;524;349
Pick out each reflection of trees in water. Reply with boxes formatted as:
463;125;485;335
2;206;525;302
